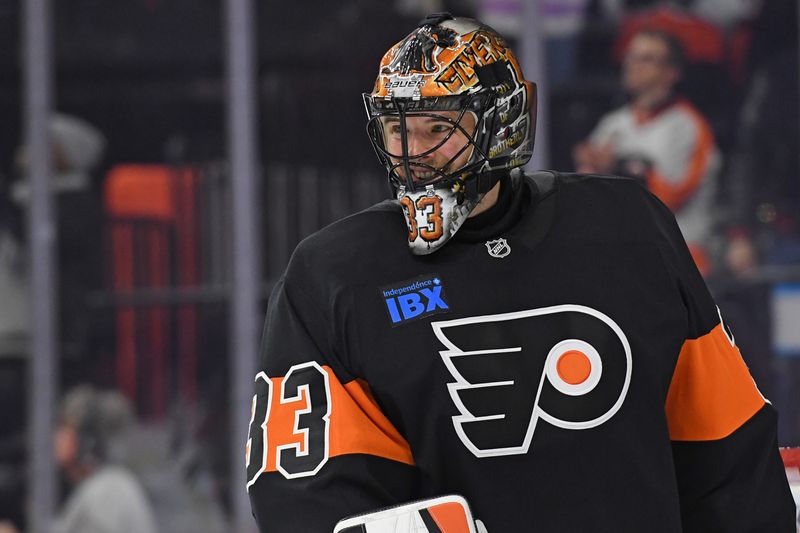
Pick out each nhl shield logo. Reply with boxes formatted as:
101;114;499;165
485;238;511;258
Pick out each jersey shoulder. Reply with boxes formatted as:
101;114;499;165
300;199;404;258
531;170;654;209
283;199;407;289
541;171;680;244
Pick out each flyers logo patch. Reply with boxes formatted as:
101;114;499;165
432;304;632;458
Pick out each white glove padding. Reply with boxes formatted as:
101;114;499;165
334;494;488;533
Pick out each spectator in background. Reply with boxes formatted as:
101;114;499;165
0;114;107;533
0;386;158;533
12;114;105;204
12;113;106;357
609;1;754;149
611;3;725;67
573;29;720;274
0;172;30;357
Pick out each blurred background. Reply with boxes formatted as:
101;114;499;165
0;0;798;531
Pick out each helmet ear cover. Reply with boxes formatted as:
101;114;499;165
363;91;499;195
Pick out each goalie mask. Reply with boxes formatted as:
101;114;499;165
364;13;537;254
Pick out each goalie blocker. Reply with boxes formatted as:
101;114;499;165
334;495;489;533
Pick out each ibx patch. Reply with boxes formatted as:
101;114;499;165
380;274;450;326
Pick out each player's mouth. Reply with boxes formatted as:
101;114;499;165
411;162;453;182
412;169;437;181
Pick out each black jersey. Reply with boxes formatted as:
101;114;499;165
247;172;794;532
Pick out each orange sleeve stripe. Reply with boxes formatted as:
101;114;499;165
666;324;765;441
428;502;472;533
263;366;414;472
647;103;714;211
332;378;415;465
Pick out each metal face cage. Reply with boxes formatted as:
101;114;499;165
363;92;497;193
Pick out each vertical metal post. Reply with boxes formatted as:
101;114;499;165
22;0;58;529
224;0;260;530
521;0;550;170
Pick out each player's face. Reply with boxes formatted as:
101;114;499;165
622;35;676;96
382;111;477;183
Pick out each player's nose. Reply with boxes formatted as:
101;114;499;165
407;133;435;159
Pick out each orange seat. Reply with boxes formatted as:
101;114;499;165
104;164;200;418
105;164;176;220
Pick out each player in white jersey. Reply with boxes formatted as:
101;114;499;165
574;29;720;274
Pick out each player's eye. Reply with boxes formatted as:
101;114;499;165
386;123;401;136
430;123;451;134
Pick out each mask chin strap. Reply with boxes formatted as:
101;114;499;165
463;168;507;199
